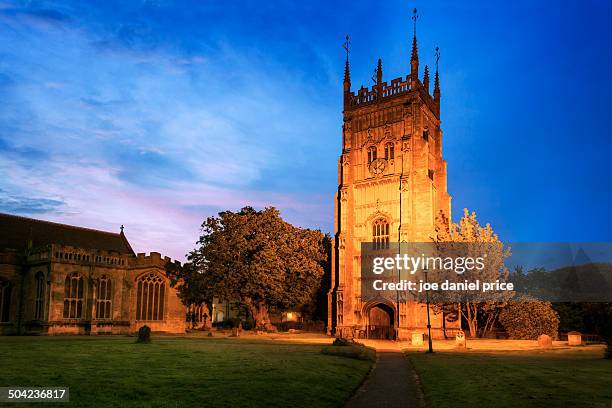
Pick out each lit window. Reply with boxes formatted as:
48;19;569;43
136;273;166;321
63;273;84;319
367;146;377;164
384;142;394;160
372;218;390;250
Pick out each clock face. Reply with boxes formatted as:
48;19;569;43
369;158;387;175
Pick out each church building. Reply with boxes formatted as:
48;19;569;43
0;213;187;335
328;11;460;340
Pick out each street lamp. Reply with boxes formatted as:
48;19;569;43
424;266;434;353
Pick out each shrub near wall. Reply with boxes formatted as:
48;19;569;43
499;301;559;340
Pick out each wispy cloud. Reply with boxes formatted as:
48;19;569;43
0;0;339;260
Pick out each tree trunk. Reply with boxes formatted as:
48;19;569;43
244;298;272;330
466;302;478;338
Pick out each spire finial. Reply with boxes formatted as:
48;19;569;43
343;34;351;88
410;8;419;78
120;224;124;233
434;46;441;107
343;34;350;63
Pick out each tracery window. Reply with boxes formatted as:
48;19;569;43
367;146;377;164
34;272;45;320
384;142;394;160
0;279;11;322
96;275;112;319
63;273;84;319
372;218;390;250
136;273;165;321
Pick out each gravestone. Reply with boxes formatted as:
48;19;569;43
136;325;151;343
538;334;553;349
411;332;423;346
568;331;582;346
455;330;466;348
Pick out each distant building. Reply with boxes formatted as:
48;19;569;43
0;213;187;335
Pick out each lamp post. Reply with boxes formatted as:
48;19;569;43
424;267;434;353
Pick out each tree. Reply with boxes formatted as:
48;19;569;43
499;298;559;339
169;207;327;329
433;208;512;338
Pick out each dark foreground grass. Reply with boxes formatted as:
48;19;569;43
408;348;612;408
0;336;371;407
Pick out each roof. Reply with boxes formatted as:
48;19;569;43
0;213;134;255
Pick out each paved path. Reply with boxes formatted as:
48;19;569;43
345;341;425;408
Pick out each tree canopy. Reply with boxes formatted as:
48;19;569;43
433;208;512;337
167;206;328;328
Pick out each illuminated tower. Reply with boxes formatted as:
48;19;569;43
329;10;455;340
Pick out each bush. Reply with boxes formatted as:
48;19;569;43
499;300;559;340
136;325;151;343
321;343;375;361
332;337;357;346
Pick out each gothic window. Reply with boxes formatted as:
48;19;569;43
96;275;112;319
135;273;166;321
367;146;377;164
34;272;45;320
428;169;435;180
384;142;394;160
0;279;11;322
372;218;390;250
422;129;429;142
63;273;84;319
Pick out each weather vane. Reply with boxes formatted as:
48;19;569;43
342;35;350;61
412;8;418;35
372;67;378;85
435;46;440;71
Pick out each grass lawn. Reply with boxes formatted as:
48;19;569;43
0;336;371;407
408;347;612;408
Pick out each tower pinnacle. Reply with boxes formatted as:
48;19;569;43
343;35;351;91
410;8;419;82
423;64;430;93
434;46;441;112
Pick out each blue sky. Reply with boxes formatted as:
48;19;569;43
1;0;611;260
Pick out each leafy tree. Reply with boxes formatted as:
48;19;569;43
433;208;512;337
169;207;327;329
499;298;559;339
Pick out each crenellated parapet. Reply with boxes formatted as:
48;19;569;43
129;252;181;269
345;75;438;115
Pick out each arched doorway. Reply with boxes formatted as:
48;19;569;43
366;303;395;340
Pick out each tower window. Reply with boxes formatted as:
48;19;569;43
428;169;435;180
63;273;84;319
372;218;390;250
367;146;377;164
384;142;394;160
423;129;429;142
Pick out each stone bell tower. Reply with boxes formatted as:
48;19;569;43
328;10;456;340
